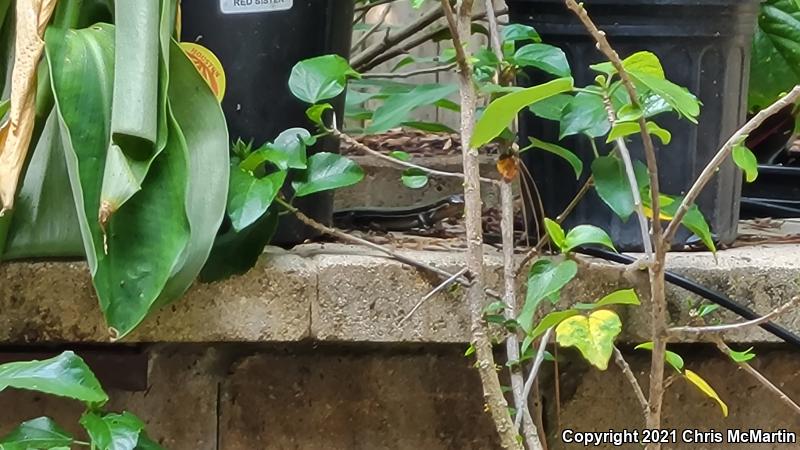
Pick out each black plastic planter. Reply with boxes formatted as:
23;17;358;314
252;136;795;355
182;0;353;245
509;0;761;250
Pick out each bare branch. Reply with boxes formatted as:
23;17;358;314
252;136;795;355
669;297;800;337
352;4;392;50
614;347;648;415
396;267;468;327
663;85;800;245
361;63;456;79
516;327;554;431
715;338;800;416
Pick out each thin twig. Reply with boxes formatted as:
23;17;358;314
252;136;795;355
335;128;500;185
669;297;800;337
361;63;456;79
663;85;800;245
714;338;800;416
352;4;392;50
614;347;648;414
355;0;400;13
397;267;468;327
516;327;554;431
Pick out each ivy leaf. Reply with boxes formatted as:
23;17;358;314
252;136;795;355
517;259;578;332
732;139;759;183
401;168;429;189
292;153;364;197
607;121;672;145
563;225;616;253
560;91;610;138
592;156;635;221
685;370;729;417
472;77;574;147
227;168;287;232
522;138;583;179
556;310;622;370
0;352;108;405
727;346;757;363
543;218;566;251
594;289;640;308
0;417;73;450
513;43;571;77
289;55;360;104
80;412;144;450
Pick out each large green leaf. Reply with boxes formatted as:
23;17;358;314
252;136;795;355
560;91;610;138
0;352;108;405
472;77;574;147
292;153;364;198
367;84;458;133
289;55;359;104
591;155;635;221
80;412;144;450
0;417;73;450
227;168;286;232
513;43;570;77
47;24;190;338
750;0;800;110
3;111;83;259
517;258;578;332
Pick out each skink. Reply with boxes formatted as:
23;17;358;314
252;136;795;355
333;194;465;231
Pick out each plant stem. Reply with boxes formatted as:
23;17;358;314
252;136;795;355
442;0;522;448
613;346;648;415
517;327;554;430
669;297;800;337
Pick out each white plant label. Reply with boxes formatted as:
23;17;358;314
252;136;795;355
220;0;293;14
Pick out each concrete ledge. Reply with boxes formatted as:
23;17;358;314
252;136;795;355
1;244;799;344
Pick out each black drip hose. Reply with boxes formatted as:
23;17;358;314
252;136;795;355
576;247;800;348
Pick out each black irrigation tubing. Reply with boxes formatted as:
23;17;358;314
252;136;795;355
576;246;800;349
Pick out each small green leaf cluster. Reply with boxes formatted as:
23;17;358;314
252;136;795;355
0;352;163;450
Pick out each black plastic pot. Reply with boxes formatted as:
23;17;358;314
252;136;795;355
182;0;353;245
508;0;760;250
741;165;800;219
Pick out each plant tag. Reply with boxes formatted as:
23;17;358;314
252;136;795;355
220;0;293;14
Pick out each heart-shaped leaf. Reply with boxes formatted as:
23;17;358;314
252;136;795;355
227;168;287;231
289;55;359;104
556;310;622;370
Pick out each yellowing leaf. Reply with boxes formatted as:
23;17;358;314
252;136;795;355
0;0;58;212
685;369;728;417
555;309;622;370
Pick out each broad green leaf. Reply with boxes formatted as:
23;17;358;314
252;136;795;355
563;225;616;253
594;289;640;308
685;369;729;417
616;104;643;122
241;128;310;172
750;0;800;110
607;121;672;145
517;259;578;331
81;412;144;450
3;111;83;259
636;342;685;372
513;43;570;77
100;0;163;217
0;351;108;404
727;346;756;363
631;73;700;123
556;310;622;370
227;168;287;232
732;139;759;182
528;94;572;121
289;55;359;104
522;138;582;179
522;309;580;354
389;150;412;162
47;25;192;337
560;91;610;138
292;153;364;197
591;156;635;220
200;210;279;282
543;218;566;251
502;24;540;43
367;84;458;133
472;77;574;147
0;417;72;450
135;434;165;450
401;168;429;189
592;51;665;79
681;206;717;253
